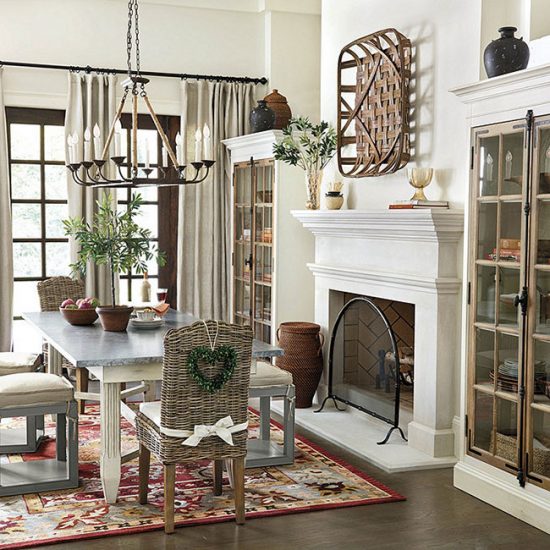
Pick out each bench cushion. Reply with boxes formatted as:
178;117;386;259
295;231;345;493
250;361;292;387
0;353;41;376
0;373;73;409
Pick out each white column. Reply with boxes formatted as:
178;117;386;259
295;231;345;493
100;380;121;504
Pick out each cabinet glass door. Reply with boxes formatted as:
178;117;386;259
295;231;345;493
526;118;550;488
232;159;275;344
468;120;528;471
233;162;253;326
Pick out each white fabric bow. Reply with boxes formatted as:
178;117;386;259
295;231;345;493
160;416;248;447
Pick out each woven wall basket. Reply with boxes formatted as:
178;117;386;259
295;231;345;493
275;322;324;408
337;28;412;178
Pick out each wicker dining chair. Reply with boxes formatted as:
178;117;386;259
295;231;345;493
37;276;89;414
135;320;253;534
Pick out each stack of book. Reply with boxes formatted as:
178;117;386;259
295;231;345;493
388;199;449;209
488;238;521;262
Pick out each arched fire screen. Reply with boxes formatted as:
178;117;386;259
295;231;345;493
315;296;407;444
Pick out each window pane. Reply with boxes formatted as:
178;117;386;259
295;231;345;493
13;242;41;277
46;203;68;238
13;281;41;316
10;163;41;199
138;205;158;238
12;203;41;238
119;278;130;305
10;123;40;160
44;125;65;161
45;165;68;200
45;242;70;276
145;256;159;277
138;186;158;203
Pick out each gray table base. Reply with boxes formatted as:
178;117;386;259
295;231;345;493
0;402;79;497
0;414;46;454
247;384;295;468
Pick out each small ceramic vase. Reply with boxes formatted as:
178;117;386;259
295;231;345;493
325;191;344;210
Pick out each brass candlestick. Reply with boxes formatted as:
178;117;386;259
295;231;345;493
407;167;433;201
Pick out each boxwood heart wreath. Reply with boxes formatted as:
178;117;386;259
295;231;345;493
187;345;238;393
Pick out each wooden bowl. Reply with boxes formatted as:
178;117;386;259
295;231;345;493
59;307;98;326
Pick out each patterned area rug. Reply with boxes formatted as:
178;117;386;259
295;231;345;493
0;406;405;548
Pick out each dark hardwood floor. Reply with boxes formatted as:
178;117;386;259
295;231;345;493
31;416;550;550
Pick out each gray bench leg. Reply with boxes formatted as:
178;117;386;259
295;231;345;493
259;396;271;441
56;413;67;462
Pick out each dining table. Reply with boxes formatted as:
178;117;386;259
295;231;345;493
22;309;283;504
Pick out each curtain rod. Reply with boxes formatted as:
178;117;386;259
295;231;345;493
0;60;268;85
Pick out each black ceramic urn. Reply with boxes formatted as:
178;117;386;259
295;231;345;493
250;100;276;133
484;26;530;78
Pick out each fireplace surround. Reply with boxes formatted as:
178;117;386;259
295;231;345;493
292;209;464;462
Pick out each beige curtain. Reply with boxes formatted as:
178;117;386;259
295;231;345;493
65;72;118;304
177;79;256;320
0;68;13;351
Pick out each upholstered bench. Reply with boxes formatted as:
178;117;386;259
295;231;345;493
247;361;295;467
0;372;79;497
0;352;44;453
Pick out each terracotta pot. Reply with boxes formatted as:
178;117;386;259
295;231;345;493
96;305;134;332
59;307;98;326
275;322;324;408
264;89;292;130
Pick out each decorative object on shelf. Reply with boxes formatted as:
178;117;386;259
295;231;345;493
337;28;411;178
250;99;276;133
264;89;292;129
483;27;530;78
275;322;324;408
407;167;434;201
65;0;215;188
63;193;166;331
325;180;344;210
273;117;337;209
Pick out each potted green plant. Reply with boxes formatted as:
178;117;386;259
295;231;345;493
273;117;337;210
63;193;166;332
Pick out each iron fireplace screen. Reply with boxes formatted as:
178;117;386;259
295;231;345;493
316;296;406;444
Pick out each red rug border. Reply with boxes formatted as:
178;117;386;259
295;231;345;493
1;408;406;550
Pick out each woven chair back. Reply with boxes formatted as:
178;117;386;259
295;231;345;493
160;320;253;457
37;277;85;312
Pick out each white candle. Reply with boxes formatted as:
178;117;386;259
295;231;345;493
67;135;74;164
114;119;122;157
145;142;150;169
175;132;183;166
93;124;102;159
195;127;202;162
161;145;168;167
203;124;211;160
84;127;91;161
72;133;80;163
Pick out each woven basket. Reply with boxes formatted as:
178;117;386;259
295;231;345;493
275;322;324;408
491;431;550;478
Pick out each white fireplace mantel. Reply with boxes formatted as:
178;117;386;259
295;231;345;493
292;208;465;464
291;209;465;242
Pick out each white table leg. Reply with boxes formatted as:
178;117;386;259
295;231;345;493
47;344;63;376
100;381;121;504
143;380;155;402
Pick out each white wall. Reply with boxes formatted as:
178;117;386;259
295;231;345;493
321;0;482;210
0;0;320;118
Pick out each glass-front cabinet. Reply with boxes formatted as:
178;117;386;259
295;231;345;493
468;113;550;490
232;158;274;343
